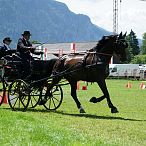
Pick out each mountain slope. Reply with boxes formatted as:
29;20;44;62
0;0;110;46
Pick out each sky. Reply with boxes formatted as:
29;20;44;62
56;0;146;39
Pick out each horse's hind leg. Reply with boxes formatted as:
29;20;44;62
90;80;119;113
69;81;86;113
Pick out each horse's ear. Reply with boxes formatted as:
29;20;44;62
123;32;127;38
105;36;109;40
102;36;106;40
118;32;122;39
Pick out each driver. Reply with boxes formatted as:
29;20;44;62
16;31;43;77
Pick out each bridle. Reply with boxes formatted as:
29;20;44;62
86;35;127;58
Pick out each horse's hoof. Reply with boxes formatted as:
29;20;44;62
89;97;97;103
80;109;86;113
111;107;119;113
79;107;86;113
38;99;47;105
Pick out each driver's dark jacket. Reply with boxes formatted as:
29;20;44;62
0;45;7;59
16;37;33;61
0;45;14;59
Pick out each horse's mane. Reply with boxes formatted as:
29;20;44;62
89;35;116;52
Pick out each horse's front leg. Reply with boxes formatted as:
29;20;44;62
90;80;119;113
39;78;60;105
69;81;86;113
46;77;61;97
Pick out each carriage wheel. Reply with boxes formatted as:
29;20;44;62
8;79;30;111
43;85;63;110
28;87;41;108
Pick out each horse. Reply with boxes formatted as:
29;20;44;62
43;32;128;113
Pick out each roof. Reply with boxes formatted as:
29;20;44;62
34;41;98;59
42;41;98;53
34;41;98;58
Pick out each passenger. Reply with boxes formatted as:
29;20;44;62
16;31;43;77
0;37;14;59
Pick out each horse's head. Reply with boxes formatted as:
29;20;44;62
88;33;128;63
114;32;128;62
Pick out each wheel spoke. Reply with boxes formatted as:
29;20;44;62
51;98;57;109
28;88;40;108
20;96;26;108
12;97;19;108
51;96;60;102
49;98;51;109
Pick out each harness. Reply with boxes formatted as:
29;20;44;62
82;51;112;67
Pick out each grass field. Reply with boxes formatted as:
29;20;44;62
0;79;146;146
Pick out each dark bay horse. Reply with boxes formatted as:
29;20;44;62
44;32;128;113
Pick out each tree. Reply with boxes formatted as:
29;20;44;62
31;40;41;44
129;30;140;55
141;33;146;54
131;55;146;64
125;35;133;63
126;30;140;63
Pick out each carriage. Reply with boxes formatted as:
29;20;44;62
0;32;128;113
0;53;63;111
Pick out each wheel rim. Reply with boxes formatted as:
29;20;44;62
8;79;30;111
28;87;40;108
43;85;63;110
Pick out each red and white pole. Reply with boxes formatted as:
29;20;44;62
59;48;63;57
44;48;47;60
109;56;113;64
70;43;76;53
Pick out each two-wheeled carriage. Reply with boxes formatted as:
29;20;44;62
0;54;63;111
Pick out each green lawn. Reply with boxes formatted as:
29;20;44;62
0;79;146;146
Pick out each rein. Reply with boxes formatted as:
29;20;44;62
86;51;112;57
96;52;112;56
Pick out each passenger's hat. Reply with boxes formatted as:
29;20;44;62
22;31;31;36
3;37;12;43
